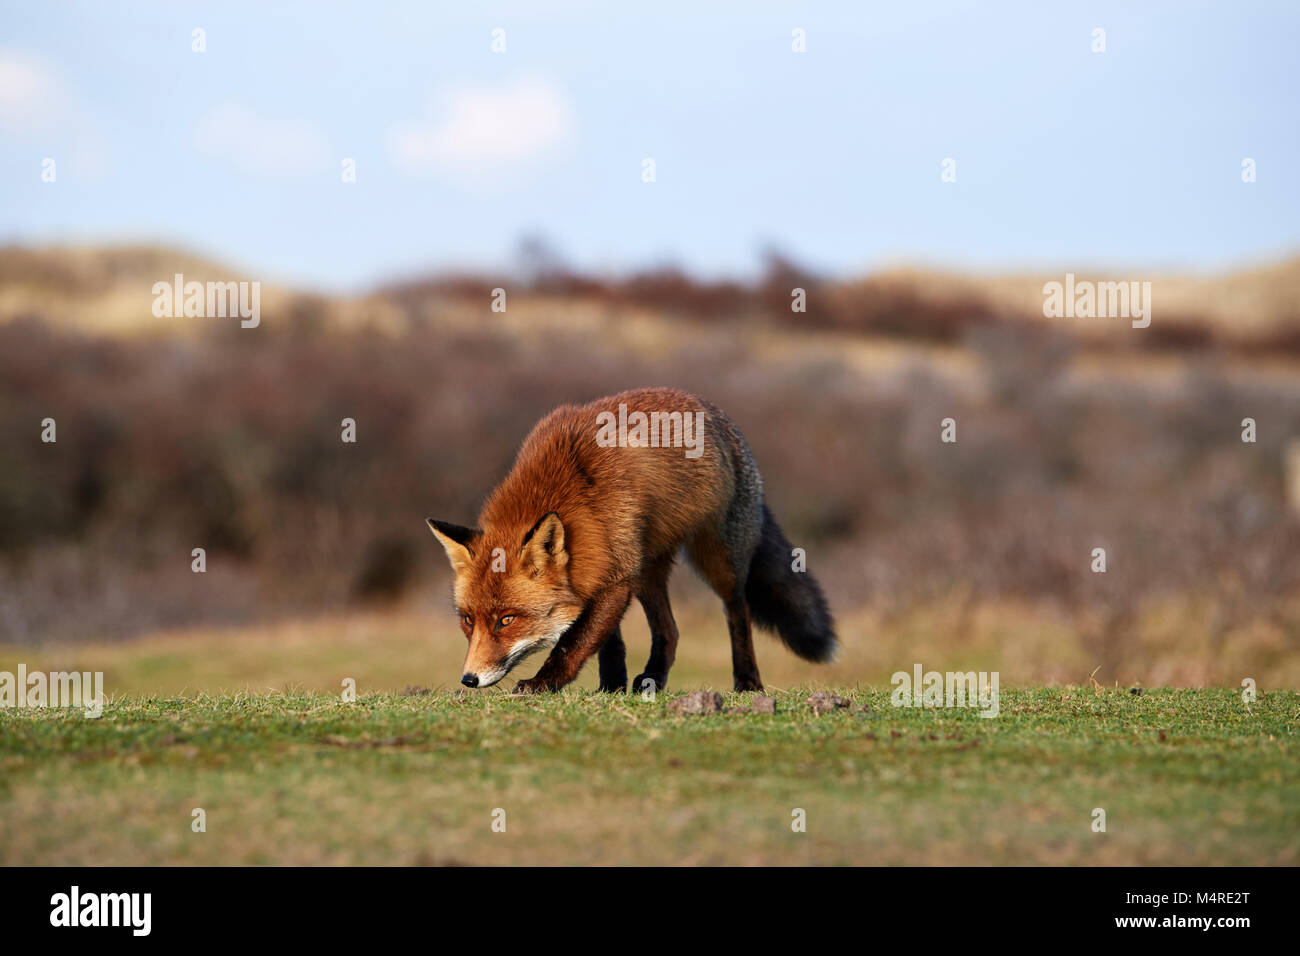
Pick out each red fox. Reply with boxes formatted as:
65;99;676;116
426;387;835;693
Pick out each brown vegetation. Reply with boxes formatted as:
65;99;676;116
1;245;1297;688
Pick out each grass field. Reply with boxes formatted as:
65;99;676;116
2;683;1295;866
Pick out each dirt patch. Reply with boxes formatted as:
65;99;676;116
667;691;724;715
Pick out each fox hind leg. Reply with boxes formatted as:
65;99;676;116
723;596;763;692
687;523;765;693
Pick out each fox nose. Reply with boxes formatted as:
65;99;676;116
461;673;479;688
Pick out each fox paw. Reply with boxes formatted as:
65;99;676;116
631;673;666;696
513;678;554;695
597;679;627;693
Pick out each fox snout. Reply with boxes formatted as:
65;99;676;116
461;632;560;688
460;637;513;688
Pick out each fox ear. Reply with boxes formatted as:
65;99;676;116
426;518;478;575
520;511;567;573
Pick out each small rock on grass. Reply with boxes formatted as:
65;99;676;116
667;690;724;715
751;695;777;714
807;692;851;715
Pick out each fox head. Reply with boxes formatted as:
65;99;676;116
426;511;584;688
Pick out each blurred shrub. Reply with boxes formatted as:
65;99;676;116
1;287;1298;648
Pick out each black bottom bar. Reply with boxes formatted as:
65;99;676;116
0;866;1283;941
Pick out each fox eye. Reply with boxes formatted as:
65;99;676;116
498;615;515;628
462;614;472;628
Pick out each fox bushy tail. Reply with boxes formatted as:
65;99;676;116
744;503;837;662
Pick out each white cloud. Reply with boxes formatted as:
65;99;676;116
388;76;576;179
0;50;67;131
194;105;331;176
0;49;110;180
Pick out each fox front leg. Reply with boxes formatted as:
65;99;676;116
514;585;632;693
596;624;628;692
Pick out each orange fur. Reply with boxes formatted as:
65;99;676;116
428;386;836;692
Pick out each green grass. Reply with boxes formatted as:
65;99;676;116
1;687;1295;865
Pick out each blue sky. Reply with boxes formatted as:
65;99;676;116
2;0;1297;291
